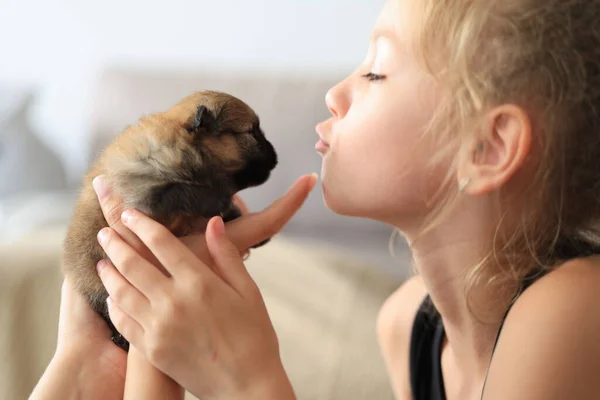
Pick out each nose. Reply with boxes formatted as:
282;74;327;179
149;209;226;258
325;78;351;119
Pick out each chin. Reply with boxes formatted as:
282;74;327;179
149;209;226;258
322;183;341;213
322;181;416;228
322;182;363;218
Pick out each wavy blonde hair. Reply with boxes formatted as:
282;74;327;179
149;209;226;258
399;0;600;318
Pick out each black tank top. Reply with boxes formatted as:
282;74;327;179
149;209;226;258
408;270;546;400
408;237;600;400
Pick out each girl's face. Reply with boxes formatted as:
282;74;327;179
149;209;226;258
316;0;446;228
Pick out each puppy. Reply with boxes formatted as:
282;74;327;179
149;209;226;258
62;91;278;350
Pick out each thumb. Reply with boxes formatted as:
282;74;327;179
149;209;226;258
206;215;258;298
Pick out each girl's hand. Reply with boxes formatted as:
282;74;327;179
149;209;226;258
92;174;317;399
30;279;127;400
91;174;316;277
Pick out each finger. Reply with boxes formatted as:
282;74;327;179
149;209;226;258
97;227;167;296
232;194;250;215
206;216;257;297
179;173;317;261
106;296;144;347
93;175;163;271
121;209;210;279
179;232;248;262
97;255;151;320
226;173;318;251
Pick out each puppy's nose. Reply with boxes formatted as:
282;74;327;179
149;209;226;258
256;133;278;167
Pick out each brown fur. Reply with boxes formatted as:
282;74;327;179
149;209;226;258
61;91;278;349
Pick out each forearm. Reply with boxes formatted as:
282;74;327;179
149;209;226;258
124;347;184;400
29;356;79;400
29;353;119;400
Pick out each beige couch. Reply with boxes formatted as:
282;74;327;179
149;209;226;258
0;66;409;399
1;225;400;400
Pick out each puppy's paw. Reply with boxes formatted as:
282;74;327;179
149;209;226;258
111;334;130;352
251;237;271;249
222;203;242;222
104;312;130;352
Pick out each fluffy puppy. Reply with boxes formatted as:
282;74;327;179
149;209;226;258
62;91;278;350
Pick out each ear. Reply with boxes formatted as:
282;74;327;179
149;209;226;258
187;105;216;132
457;104;533;195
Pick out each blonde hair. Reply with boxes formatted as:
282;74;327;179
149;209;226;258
404;0;600;318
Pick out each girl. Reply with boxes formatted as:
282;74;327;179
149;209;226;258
32;0;600;398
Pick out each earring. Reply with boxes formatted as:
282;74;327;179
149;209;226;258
458;177;471;193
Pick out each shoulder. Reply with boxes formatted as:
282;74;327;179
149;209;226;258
377;274;428;349
484;256;600;400
377;274;428;400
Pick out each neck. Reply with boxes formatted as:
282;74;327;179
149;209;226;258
397;198;519;378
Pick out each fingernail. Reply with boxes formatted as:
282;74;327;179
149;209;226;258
97;227;110;245
121;209;136;224
93;175;110;200
212;216;225;236
96;259;107;274
106;297;112;309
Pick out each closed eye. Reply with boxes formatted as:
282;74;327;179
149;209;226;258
250;124;261;135
362;72;386;81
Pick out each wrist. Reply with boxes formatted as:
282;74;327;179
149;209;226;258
55;339;126;378
52;347;86;368
30;355;82;400
47;346;125;399
52;352;94;394
236;365;295;400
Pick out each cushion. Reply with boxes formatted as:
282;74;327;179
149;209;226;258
0;87;66;197
0;226;399;400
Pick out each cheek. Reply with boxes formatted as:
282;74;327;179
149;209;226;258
321;86;444;219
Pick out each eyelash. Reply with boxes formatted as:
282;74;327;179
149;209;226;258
362;72;386;81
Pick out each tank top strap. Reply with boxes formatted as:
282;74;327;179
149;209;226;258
480;267;549;398
409;295;447;400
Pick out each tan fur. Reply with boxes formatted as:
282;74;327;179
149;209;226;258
202;135;242;167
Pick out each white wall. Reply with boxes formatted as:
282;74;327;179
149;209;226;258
0;0;384;180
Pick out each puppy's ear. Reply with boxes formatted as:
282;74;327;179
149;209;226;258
187;105;217;132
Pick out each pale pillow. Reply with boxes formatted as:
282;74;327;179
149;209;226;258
0;88;67;197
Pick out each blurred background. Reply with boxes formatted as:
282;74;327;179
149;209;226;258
0;0;412;275
0;1;412;399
